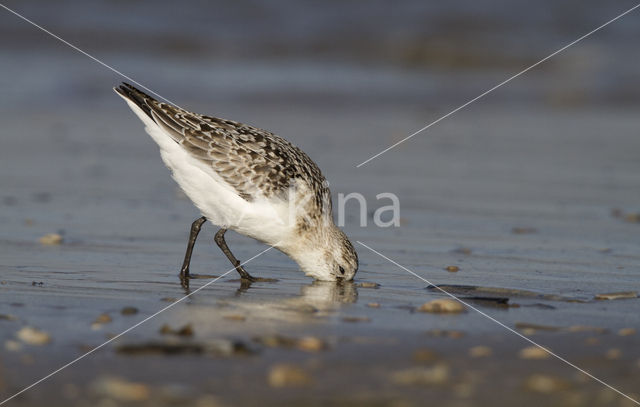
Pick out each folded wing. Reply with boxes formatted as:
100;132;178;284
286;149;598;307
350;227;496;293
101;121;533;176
115;82;326;205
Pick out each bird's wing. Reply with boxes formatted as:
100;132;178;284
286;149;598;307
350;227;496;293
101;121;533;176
115;83;326;203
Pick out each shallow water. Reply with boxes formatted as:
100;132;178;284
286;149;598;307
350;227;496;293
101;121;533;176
1;1;640;406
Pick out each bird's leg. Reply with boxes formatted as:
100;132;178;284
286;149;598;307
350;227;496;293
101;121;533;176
180;216;207;280
214;228;256;282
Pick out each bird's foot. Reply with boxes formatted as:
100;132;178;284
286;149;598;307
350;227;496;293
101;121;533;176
236;264;278;283
235;276;278;292
179;268;220;284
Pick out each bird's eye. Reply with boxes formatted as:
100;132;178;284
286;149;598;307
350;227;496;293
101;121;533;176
339;266;345;275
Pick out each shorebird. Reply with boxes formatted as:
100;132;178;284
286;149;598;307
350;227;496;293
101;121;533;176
114;83;358;283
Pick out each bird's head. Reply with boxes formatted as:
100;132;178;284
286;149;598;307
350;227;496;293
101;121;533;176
289;226;358;281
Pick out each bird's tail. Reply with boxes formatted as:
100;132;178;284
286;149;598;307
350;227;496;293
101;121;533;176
113;82;156;120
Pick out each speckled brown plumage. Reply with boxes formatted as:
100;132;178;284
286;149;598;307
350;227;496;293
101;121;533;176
116;82;330;210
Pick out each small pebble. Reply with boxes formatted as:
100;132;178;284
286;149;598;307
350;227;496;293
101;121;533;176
160;297;178;303
618;328;636;336
17;326;52;345
367;302;381;308
418;299;465;314
91;314;113;330
445;266;459;273
253;334;326;352
38;233;62;246
120;307;138;316
159;323;194;337
515;322;562;334
253;335;297;348
469;346;492;358
5;340;23;351
268;364;312;387
524;374;569;393
342;316;370;323
605;348;621;360
413;348;438;363
356;282;380;289
391;365;449;386
94;314;112;324
91;376;150;401
594;291;637;300
568;325;607;334
519;346;550;360
624;213;640;223
39;233;63;245
296;336;326;352
0;314;17;321
512;227;537;234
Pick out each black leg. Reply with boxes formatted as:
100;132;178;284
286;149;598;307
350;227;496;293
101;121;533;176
214;228;256;282
180;216;207;279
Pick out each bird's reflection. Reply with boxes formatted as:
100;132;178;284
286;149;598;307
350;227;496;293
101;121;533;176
299;280;358;305
174;278;359;332
235;280;359;322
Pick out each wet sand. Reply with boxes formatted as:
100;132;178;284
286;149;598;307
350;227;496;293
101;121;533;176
1;102;639;406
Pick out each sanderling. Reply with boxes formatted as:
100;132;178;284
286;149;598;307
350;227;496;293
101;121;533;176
114;83;358;283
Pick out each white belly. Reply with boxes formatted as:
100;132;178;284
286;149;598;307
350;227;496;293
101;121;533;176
161;143;292;247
